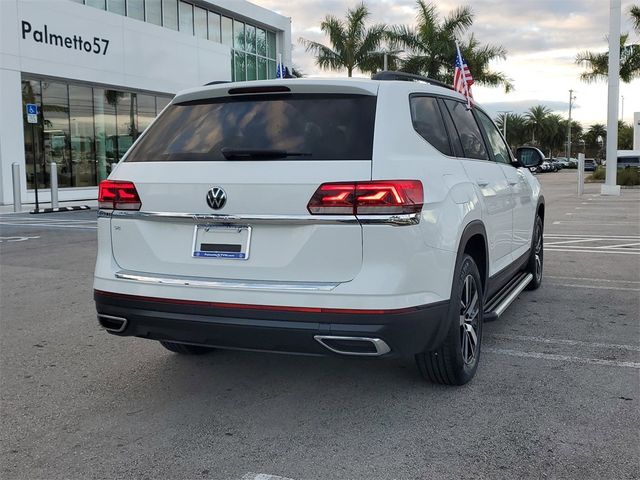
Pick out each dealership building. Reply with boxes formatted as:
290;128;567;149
0;0;291;205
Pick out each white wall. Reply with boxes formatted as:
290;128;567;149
1;0;290;205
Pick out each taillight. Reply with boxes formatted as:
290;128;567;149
307;180;423;215
98;180;141;210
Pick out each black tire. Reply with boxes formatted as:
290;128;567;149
525;215;544;291
159;341;214;355
416;254;483;386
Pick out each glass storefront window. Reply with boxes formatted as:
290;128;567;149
137;94;157;134
41;82;71;188
162;0;178;30
257;57;267;80
256;28;266;57
86;0;106;9
69;85;96;187
245;25;256;54
145;0;161;25
127;0;144;20
233;20;245;50
194;7;207;39
107;0;125;15
221;16;233;46
208;12;220;42
234;51;246;81
246;55;257;81
94;89;119;180
268;59;276;79
116;92;138;159
267;31;276;59
178;1;193;34
22;76;171;188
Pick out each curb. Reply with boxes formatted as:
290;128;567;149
30;205;91;214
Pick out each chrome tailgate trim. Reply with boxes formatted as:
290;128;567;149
115;270;340;292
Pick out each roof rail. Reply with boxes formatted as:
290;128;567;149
371;71;454;91
204;80;231;86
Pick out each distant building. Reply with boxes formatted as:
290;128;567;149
0;0;292;205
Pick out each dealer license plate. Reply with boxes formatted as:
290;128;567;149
192;225;251;259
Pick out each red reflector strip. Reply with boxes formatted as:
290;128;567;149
94;290;419;315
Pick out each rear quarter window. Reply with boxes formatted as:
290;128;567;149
125;93;376;161
409;95;452;156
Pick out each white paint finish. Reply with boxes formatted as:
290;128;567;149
488;334;640;352
484;347;640;369
603;0;621;190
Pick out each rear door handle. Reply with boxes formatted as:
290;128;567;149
508;181;518;186
476;179;490;187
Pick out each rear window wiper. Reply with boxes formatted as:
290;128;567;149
221;148;312;160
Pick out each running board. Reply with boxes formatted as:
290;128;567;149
484;272;533;322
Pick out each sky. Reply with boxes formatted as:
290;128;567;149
253;0;639;128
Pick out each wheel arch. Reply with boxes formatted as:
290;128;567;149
456;220;489;296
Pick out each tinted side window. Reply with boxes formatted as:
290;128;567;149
476;109;512;164
409;96;451;156
438;98;464;157
443;99;489;160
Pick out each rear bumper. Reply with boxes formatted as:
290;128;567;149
94;290;450;357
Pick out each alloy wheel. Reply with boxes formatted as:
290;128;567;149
459;274;480;365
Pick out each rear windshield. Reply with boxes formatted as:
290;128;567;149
125;93;376;161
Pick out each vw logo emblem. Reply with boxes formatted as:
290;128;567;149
206;187;227;210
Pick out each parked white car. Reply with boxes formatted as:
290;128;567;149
94;73;545;385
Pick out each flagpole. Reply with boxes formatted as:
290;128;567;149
455;41;471;109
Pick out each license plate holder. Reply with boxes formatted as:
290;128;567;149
192;224;251;260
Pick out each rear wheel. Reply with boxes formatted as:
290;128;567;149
416;254;483;385
159;341;215;355
525;216;544;290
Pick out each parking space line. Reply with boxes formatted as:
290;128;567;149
241;473;295;480
0;222;97;230
488;334;640;352
545;248;640;255
546;275;640;284
546;282;640;291
484;348;640;369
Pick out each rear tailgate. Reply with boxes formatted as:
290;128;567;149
107;82;377;284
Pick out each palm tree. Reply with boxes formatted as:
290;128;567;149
576;5;640;83
495;113;528;149
525;105;552;145
298;3;386;77
386;1;513;91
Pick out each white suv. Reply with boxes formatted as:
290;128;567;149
94;73;545;385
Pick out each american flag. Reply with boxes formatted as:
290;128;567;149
453;45;474;105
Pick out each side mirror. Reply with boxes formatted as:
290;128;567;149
516;147;545;168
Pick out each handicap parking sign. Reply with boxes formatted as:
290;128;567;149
26;103;38;115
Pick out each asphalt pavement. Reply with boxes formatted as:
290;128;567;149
1;170;639;480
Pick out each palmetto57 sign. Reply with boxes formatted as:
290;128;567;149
21;20;110;56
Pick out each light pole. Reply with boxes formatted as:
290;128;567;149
621;95;624;122
497;110;512;139
602;0;621;196
567;90;576;159
372;49;403;71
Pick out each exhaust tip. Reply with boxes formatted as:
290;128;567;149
314;335;391;356
97;314;128;333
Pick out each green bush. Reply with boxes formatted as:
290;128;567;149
588;166;640;185
618;167;640;186
591;166;606;180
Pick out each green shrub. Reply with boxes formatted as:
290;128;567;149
618;167;640;186
591;166;606;180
